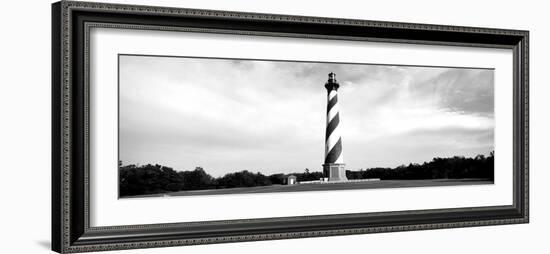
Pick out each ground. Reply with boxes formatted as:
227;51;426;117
123;178;493;198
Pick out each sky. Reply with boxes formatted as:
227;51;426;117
119;55;494;176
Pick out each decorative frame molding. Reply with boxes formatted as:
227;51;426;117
52;1;529;253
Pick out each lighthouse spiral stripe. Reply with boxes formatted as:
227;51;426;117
325;89;344;164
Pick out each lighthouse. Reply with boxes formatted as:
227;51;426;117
323;72;348;182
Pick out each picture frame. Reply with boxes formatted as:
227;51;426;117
51;1;529;253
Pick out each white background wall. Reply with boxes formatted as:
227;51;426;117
0;0;547;253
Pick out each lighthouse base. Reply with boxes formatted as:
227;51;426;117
323;163;348;182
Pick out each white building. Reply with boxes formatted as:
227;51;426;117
287;175;297;185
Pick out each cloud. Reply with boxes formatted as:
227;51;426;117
410;68;494;116
119;55;494;176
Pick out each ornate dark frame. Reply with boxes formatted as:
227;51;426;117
51;1;529;253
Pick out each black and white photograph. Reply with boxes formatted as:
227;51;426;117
118;55;495;198
40;1;535;253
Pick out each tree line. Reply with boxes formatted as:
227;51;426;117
346;152;494;181
119;165;322;197
119;152;493;197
